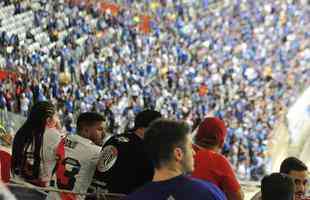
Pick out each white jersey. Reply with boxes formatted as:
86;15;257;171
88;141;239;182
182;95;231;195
47;134;101;200
41;128;63;184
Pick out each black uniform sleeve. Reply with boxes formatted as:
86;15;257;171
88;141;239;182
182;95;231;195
91;134;154;194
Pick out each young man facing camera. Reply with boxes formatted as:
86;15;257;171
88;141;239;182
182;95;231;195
251;157;309;200
124;119;226;200
280;157;308;200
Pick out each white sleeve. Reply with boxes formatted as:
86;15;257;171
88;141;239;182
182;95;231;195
41;128;63;182
0;182;17;200
43;128;63;154
90;145;102;165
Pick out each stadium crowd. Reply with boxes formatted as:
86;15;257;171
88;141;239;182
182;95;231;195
0;0;309;182
1;103;309;200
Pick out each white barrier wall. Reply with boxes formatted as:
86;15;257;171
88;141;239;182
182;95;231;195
293;87;310;167
287;87;310;148
270;86;310;172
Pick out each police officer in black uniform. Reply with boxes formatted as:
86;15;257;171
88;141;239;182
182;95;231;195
91;110;162;195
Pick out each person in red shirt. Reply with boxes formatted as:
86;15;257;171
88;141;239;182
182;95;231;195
192;117;244;200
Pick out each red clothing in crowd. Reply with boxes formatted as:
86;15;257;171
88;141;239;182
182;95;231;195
192;145;240;194
0;150;11;183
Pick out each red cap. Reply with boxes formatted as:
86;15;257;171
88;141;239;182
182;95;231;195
195;117;227;147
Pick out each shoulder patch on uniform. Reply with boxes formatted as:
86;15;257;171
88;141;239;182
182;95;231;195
116;136;130;143
98;145;118;173
167;195;176;200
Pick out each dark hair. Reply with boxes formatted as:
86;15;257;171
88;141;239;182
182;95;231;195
144;119;190;169
76;112;105;132
11;101;56;180
133;110;162;130
280;157;308;174
261;173;295;200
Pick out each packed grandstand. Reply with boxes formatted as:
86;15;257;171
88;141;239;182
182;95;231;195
0;0;309;199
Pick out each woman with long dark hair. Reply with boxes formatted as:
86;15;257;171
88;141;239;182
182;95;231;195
11;101;63;186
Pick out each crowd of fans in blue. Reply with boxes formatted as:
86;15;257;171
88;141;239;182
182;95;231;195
0;0;309;180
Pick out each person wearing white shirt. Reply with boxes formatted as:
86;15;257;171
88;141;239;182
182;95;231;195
11;101;63;187
20;93;30;117
47;112;106;200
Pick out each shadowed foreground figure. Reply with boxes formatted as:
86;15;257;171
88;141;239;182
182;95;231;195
261;173;295;200
92;110;161;195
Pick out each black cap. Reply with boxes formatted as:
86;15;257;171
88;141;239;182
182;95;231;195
133;110;162;130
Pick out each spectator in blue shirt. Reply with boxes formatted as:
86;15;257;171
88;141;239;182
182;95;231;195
125;119;226;200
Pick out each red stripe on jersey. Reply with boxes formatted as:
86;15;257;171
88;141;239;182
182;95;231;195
56;138;77;200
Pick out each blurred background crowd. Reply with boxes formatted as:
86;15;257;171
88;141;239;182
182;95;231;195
0;0;309;181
